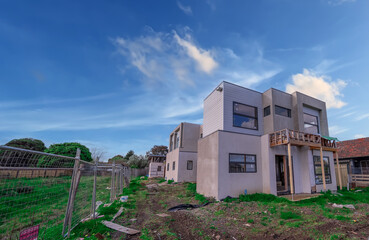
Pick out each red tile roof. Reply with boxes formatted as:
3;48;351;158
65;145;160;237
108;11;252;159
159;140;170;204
337;137;369;159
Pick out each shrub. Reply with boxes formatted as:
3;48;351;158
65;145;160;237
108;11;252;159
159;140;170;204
5;138;46;151
280;211;301;220
45;142;93;162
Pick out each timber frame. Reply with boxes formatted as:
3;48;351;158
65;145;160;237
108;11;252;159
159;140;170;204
269;129;343;193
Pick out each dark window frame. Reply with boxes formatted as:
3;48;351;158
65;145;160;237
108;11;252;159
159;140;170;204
264;106;271;117
229;153;257;173
172;161;175;171
303;112;320;134
313;156;332;185
187;160;193;170
157;166;162;172
275;105;291;118
167;163;170;171
232;102;258;130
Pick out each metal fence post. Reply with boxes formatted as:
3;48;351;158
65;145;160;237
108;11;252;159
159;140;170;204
110;160;116;202
91;158;98;219
62;148;81;237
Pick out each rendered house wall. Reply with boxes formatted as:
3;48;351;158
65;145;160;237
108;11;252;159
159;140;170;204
197;131;220;199
148;162;165;178
177;151;197;182
165;148;179;181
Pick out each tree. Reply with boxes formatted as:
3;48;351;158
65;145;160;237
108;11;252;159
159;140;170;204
2;138;47;167
127;154;148;168
45;142;93;162
124;150;134;161
90;147;106;162
146;145;168;157
5;138;46;152
108;155;126;164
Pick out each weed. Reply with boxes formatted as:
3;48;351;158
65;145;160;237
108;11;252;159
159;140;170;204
280;211;301;220
247;219;254;224
167;180;174;184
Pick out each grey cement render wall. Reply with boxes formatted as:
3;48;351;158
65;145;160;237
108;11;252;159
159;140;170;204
165;148;179;181
197;131;219;199
181;123;201;152
149;162;165;178
177;151;197;182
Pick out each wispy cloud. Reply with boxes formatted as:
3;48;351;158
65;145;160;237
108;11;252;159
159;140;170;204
328;0;356;6
354;134;366;139
355;113;369;121
177;1;192;15
286;69;347;109
329;125;349;136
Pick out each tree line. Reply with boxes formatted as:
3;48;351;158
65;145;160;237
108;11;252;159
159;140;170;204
2;138;167;169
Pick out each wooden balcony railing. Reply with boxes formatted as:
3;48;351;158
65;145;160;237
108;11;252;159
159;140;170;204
269;129;337;150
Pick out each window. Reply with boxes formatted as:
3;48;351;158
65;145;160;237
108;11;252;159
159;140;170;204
172;161;175;171
174;131;180;149
264;106;271;117
229;154;257;173
275;105;291;118
313;156;331;185
233;102;258;130
157;166;162;172
304;113;319;134
169;135;173;151
187;160;193;170
167;163;170;171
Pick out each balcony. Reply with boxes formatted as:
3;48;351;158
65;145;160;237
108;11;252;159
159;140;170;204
269;129;337;151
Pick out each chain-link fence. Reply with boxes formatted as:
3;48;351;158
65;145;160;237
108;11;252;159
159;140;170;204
0;146;128;239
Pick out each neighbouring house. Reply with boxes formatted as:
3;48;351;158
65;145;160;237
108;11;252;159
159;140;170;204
148;155;166;178
165;122;202;182
196;81;340;200
337;138;369;174
336;138;369;187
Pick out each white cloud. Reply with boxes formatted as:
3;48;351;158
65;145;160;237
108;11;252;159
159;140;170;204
173;32;218;74
177;1;192;15
328;0;356;6
355;113;369;121
286;69;347;109
354;134;366;139
329;125;349;136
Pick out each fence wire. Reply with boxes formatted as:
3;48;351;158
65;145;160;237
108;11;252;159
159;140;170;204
0;146;128;240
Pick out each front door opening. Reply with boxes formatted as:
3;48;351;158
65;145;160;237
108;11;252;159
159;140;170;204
275;155;291;195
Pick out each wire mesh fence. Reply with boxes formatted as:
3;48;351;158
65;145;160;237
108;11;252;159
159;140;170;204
0;146;128;239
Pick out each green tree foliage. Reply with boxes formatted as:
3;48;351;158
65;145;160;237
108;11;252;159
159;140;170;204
5;138;46;152
45;142;93;162
146;145;168;157
127;154;148;168
124;150;134;161
108;155;126;164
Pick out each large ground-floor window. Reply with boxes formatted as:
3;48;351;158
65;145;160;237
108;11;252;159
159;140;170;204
313;156;332;184
229;154;257;173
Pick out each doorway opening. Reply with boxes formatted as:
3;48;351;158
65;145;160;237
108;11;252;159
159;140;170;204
275;155;293;195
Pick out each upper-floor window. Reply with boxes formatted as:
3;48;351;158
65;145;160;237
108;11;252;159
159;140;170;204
275;105;291;118
229;154;257;173
187;160;193;170
233;102;258;130
173;131;180;149
264;106;271;117
313;156;331;185
304;113;319;134
169;135;173;151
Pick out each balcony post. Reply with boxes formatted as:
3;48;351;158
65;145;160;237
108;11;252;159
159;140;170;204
287;143;294;194
335;151;342;190
320;147;326;191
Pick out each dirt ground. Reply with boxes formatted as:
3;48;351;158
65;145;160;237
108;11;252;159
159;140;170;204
107;178;369;240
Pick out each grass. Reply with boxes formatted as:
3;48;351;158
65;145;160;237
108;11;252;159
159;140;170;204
0;175;112;239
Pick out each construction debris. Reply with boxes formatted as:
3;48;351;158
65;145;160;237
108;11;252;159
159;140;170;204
104;203;112;207
332;203;355;209
156;213;170;217
102;221;140;235
120;196;128;202
112;207;124;222
168;202;210;212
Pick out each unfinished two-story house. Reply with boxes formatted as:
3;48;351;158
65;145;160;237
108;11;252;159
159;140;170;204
165;122;202;182
166;81;343;200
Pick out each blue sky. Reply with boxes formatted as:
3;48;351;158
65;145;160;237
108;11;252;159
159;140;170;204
1;0;368;160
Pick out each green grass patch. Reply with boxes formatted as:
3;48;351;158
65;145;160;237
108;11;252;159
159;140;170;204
280;211;301;220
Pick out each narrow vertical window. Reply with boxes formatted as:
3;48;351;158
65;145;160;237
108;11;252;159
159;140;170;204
187;160;193;170
172;161;175;170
